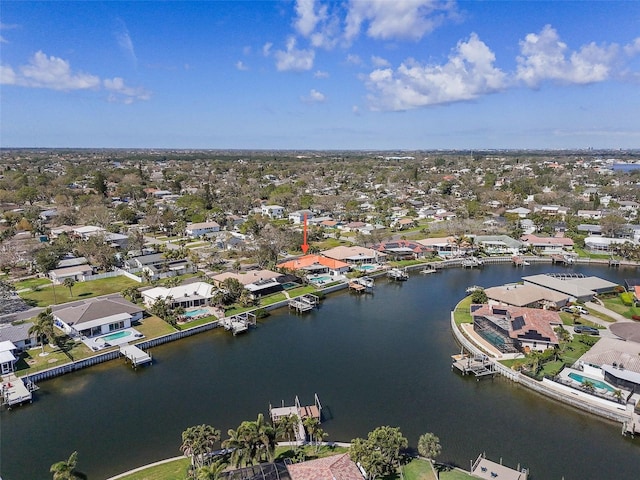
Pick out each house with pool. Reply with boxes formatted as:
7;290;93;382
141;281;216;309
52;295;144;339
277;255;349;284
471;304;561;354
321;245;386;267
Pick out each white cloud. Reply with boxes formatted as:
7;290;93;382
371;55;390;67
516;25;620;87
263;42;273;57
2;51;101;90
346;53;362;65
365;33;506;111
314;70;329;78
1;51;150;103
301;88;326;103
104;77;151;104
624;37;640;56
235;60;249;71
115;20;137;67
345;0;458;42
0;22;18;44
274;37;315;71
294;0;322;37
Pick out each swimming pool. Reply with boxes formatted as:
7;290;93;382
310;276;332;284
568;372;617;393
281;282;299;289
184;308;209;318
357;265;375;271
99;330;132;342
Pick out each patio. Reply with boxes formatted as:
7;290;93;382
81;327;145;352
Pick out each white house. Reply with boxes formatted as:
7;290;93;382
288;210;314;224
261;205;285;219
0;340;18;374
142;281;216;309
185;221;220;238
505;207;531;218
52;296;144;338
49;264;94;284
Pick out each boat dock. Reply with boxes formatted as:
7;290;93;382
221;312;256;335
349;276;374;293
452;352;496;379
622;410;640;436
462;257;483;268
269;394;322;441
512;256;529;267
387;268;409;281
551;254;575;265
1;374;38;408
120;345;152;368
470;453;528;480
288;294;320;313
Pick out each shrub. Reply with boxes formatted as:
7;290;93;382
254;308;270;319
620;292;634;306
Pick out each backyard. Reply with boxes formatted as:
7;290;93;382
601;295;640;319
18;276;141;307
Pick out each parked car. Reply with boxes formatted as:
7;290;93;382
575;306;589;315
574;325;599;335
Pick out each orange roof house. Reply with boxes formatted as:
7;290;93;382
277;255;350;273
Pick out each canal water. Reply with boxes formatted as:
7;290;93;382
2;264;639;480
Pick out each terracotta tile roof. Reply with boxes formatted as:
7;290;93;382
287;453;363;480
278;255;349;271
472;304;560;344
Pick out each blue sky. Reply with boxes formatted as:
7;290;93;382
1;1;639;150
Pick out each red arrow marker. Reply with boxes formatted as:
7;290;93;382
301;213;309;254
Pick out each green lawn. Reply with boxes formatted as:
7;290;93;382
573;247;618;260
438;469;475;480
135;315;179;338
111;458;190;480
14;277;52;290
402;458;437;480
287;285;318;297
19;276;141;307
259;293;287;306
453;296;473;325
601;296;640;319
15;340;97;375
558;312;603;329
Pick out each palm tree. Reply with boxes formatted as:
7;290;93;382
50;451;86;480
303;417;327;453
181;424;221;473
196;457;228;480
29;308;55;356
417;433;441;463
277;414;300;446
223;414;276;467
62;277;76;297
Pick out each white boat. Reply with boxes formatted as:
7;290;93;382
465;285;483;293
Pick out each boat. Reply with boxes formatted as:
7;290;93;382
465;285;483;293
387;268;409;281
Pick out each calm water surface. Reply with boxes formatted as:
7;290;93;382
2;264;639;480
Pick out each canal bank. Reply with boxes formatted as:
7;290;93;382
2;264;639;480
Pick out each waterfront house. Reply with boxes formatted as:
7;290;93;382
578;336;640;394
417;237;460;258
0;340;18;374
287;453;364;480
185;221;220;238
473;235;523;255
370;240;433;260
471;304;561;354
522;274;618;302
141;281;216;309
484;284;569;309
0;322;38;352
277;255;350;276
211;270;285;298
520;234;574;254
321;245;386;265
52;295;144;338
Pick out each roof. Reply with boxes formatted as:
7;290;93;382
53;296;143;326
472;304;560;344
321;246;385;261
278;255;349;271
474;235;523;248
187;221;220;230
0;340;17;353
287;454;363;480
579;337;640;374
143;281;215;301
49;264;93;277
0;323;34;344
212;270;282;286
485;284;568;307
521;234;574;246
522;274;604;299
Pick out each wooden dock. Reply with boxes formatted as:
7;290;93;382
349;281;366;293
349;276;374;293
452;353;496;380
270;394;322;441
221;312;256;335
512;256;529;267
288;294;320;313
1;374;37;408
462;257;483;268
470;453;528;480
120;345;152;368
